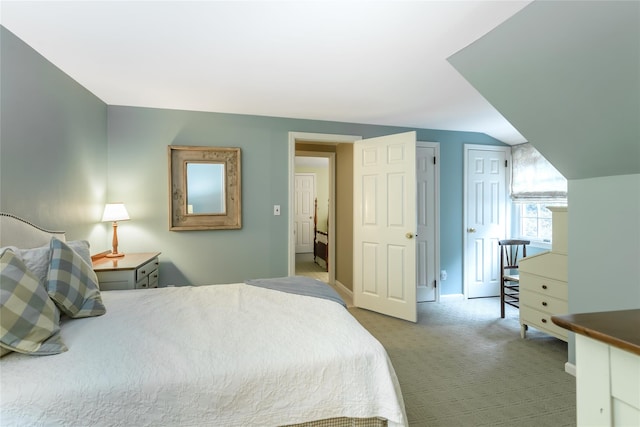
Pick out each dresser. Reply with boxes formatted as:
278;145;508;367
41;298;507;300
92;252;161;290
518;206;568;341
552;310;640;426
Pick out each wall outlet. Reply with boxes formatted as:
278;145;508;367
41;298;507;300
273;205;281;216
440;270;447;281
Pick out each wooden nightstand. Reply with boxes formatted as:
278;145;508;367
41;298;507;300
92;252;161;291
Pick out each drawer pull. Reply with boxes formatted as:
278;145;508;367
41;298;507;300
140;270;146;275
542;301;548;307
541;318;547;323
541;285;548;290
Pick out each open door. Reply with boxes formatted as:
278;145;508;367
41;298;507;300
353;131;417;322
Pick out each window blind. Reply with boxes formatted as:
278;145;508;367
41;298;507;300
511;143;567;202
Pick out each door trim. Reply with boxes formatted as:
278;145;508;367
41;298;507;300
288;132;361;285
463;144;512;299
417;141;440;302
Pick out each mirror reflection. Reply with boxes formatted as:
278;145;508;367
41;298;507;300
186;162;226;214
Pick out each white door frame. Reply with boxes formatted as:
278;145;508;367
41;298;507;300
463;144;512;298
416;141;440;302
288;132;361;285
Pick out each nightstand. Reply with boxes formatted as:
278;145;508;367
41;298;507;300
92;252;161;291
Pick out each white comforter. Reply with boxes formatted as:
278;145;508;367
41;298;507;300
0;283;407;427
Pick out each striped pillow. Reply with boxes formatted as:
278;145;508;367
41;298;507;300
47;238;106;318
0;249;67;356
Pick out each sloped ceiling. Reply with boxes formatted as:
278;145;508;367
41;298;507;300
449;0;639;180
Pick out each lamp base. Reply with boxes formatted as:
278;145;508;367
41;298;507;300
106;252;125;258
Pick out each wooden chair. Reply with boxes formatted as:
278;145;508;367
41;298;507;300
498;239;530;318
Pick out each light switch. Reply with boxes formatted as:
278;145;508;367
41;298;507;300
273;205;281;216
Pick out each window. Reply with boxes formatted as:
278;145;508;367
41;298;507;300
518;203;561;243
511;144;567;245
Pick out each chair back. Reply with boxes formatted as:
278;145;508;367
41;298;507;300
498;239;530;271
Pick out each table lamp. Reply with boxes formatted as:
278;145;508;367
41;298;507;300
102;203;130;258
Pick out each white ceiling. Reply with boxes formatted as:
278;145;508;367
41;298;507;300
1;1;533;145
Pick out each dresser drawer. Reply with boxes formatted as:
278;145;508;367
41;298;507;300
148;269;159;288
136;269;159;289
136;276;149;289
611;347;640;411
521;305;568;340
521;289;568;315
93;252;161;291
136;257;159;282
520;273;568;300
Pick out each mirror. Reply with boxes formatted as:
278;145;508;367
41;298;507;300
186;163;225;214
169;146;241;230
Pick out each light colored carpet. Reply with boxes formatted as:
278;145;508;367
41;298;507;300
350;299;576;427
295;253;575;426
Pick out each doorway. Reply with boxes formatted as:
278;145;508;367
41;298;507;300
288;132;440;319
288;133;361;288
294;156;330;284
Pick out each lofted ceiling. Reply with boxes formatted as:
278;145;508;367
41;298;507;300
0;0;533;145
449;0;640;180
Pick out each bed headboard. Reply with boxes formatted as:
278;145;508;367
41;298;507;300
0;213;66;248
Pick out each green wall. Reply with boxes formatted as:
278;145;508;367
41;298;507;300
107;106;505;290
0;26;108;246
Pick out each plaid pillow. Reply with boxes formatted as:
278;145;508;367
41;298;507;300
0;249;67;356
47;238;106;318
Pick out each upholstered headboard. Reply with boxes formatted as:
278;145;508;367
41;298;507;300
0;213;66;248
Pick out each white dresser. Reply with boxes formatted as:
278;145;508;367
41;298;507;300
518;206;568;341
92;252;161;290
552;310;640;426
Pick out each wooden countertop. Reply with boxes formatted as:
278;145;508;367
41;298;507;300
92;252;161;272
552;309;640;356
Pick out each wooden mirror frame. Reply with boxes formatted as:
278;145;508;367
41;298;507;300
168;145;242;230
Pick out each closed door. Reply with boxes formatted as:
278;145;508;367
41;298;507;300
354;131;417;322
294;173;315;253
416;144;438;302
465;146;509;298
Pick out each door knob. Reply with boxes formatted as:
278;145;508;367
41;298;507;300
405;232;414;239
467;228;476;233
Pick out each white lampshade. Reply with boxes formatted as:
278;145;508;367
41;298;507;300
101;203;130;222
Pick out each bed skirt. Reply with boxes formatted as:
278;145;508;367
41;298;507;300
285;416;387;427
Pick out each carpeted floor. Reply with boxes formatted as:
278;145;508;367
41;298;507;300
350;299;576;427
295;253;576;426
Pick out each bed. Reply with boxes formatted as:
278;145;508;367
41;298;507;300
0;213;407;427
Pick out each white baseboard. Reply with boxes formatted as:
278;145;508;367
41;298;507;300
564;362;576;377
440;293;465;302
334;280;353;298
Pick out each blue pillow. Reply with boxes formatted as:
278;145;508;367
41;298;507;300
1;249;67;356
46;238;106;318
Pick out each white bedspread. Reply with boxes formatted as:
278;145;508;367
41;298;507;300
0;283;407;427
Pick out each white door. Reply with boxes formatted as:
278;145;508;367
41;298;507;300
294;173;315;253
416;144;438;302
354;132;417;322
464;145;509;298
